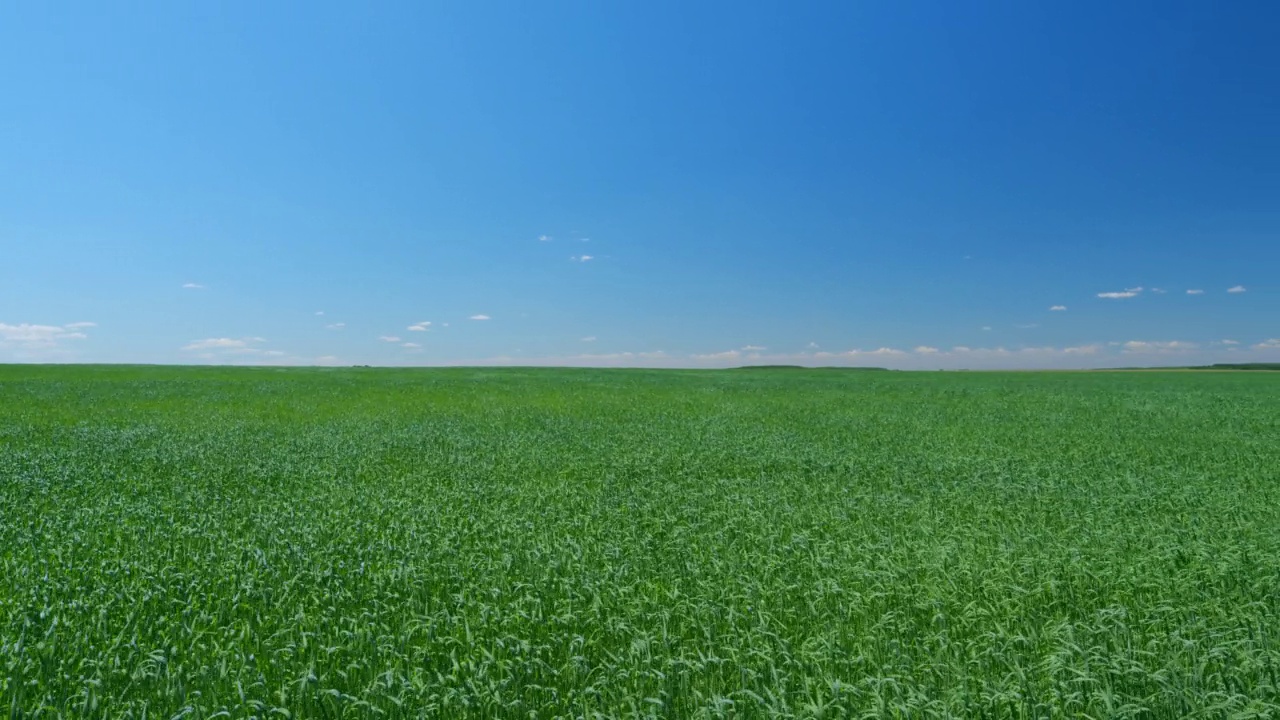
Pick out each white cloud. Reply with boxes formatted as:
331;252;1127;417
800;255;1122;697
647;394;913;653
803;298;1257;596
401;342;421;348
806;341;819;349
448;339;1280;371
742;345;767;351
378;336;401;343
1015;323;1039;329
1097;291;1139;299
182;283;205;289
1126;286;1144;293
981;326;992;331
692;350;742;360
538;235;552;242
1049;305;1067;311
315;311;324;316
571;255;594;262
326;323;345;330
469;315;491;321
1186;289;1204;295
1221;339;1240;345
408;322;432;331
470;351;672;368
182;337;264;351
64;321;97;329
581;336;597;342
1062;344;1102;355
1151;288;1167;294
0;323;91;348
1227;285;1247;294
1121;340;1198;354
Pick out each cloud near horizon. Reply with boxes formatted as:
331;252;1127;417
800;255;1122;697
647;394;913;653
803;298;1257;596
182;337;266;351
453;339;1279;370
0;323;93;352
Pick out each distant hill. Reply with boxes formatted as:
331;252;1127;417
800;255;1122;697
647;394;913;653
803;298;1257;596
1103;363;1280;371
1190;363;1280;371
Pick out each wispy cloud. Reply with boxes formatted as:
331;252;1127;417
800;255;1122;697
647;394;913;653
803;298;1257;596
401;342;421;349
182;337;265;351
378;336;401;343
469;314;491;321
1151;288;1167;294
581;336;597;342
0;323;92;348
315;311;324;316
742;345;767;351
1049;305;1067;311
408;322;431;331
691;350;741;360
571;255;594;262
182;282;205;289
1015;323;1039;329
455;339;1280;371
1227;285;1247;294
1186;289;1204;295
1097;291;1139;299
1221;339;1240;345
1121;340;1198;354
263;350;286;357
538;235;552;242
806;341;820;349
64;321;97;329
981;326;992;331
325;323;345;330
472;351;672;368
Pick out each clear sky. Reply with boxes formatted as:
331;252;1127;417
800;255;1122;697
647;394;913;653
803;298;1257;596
3;1;1277;369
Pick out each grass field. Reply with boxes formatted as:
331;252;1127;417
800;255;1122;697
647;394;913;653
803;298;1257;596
2;365;1279;718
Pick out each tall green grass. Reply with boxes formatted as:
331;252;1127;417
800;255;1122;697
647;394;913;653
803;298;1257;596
2;365;1279;717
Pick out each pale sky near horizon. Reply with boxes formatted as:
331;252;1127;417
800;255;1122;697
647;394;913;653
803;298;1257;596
2;1;1277;369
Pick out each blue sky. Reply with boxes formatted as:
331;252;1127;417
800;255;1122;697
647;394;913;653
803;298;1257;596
2;1;1277;368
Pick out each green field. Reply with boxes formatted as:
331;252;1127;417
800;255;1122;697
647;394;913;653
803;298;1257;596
3;365;1279;718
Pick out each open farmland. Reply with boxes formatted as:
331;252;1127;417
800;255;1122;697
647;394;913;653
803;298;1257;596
2;365;1279;718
